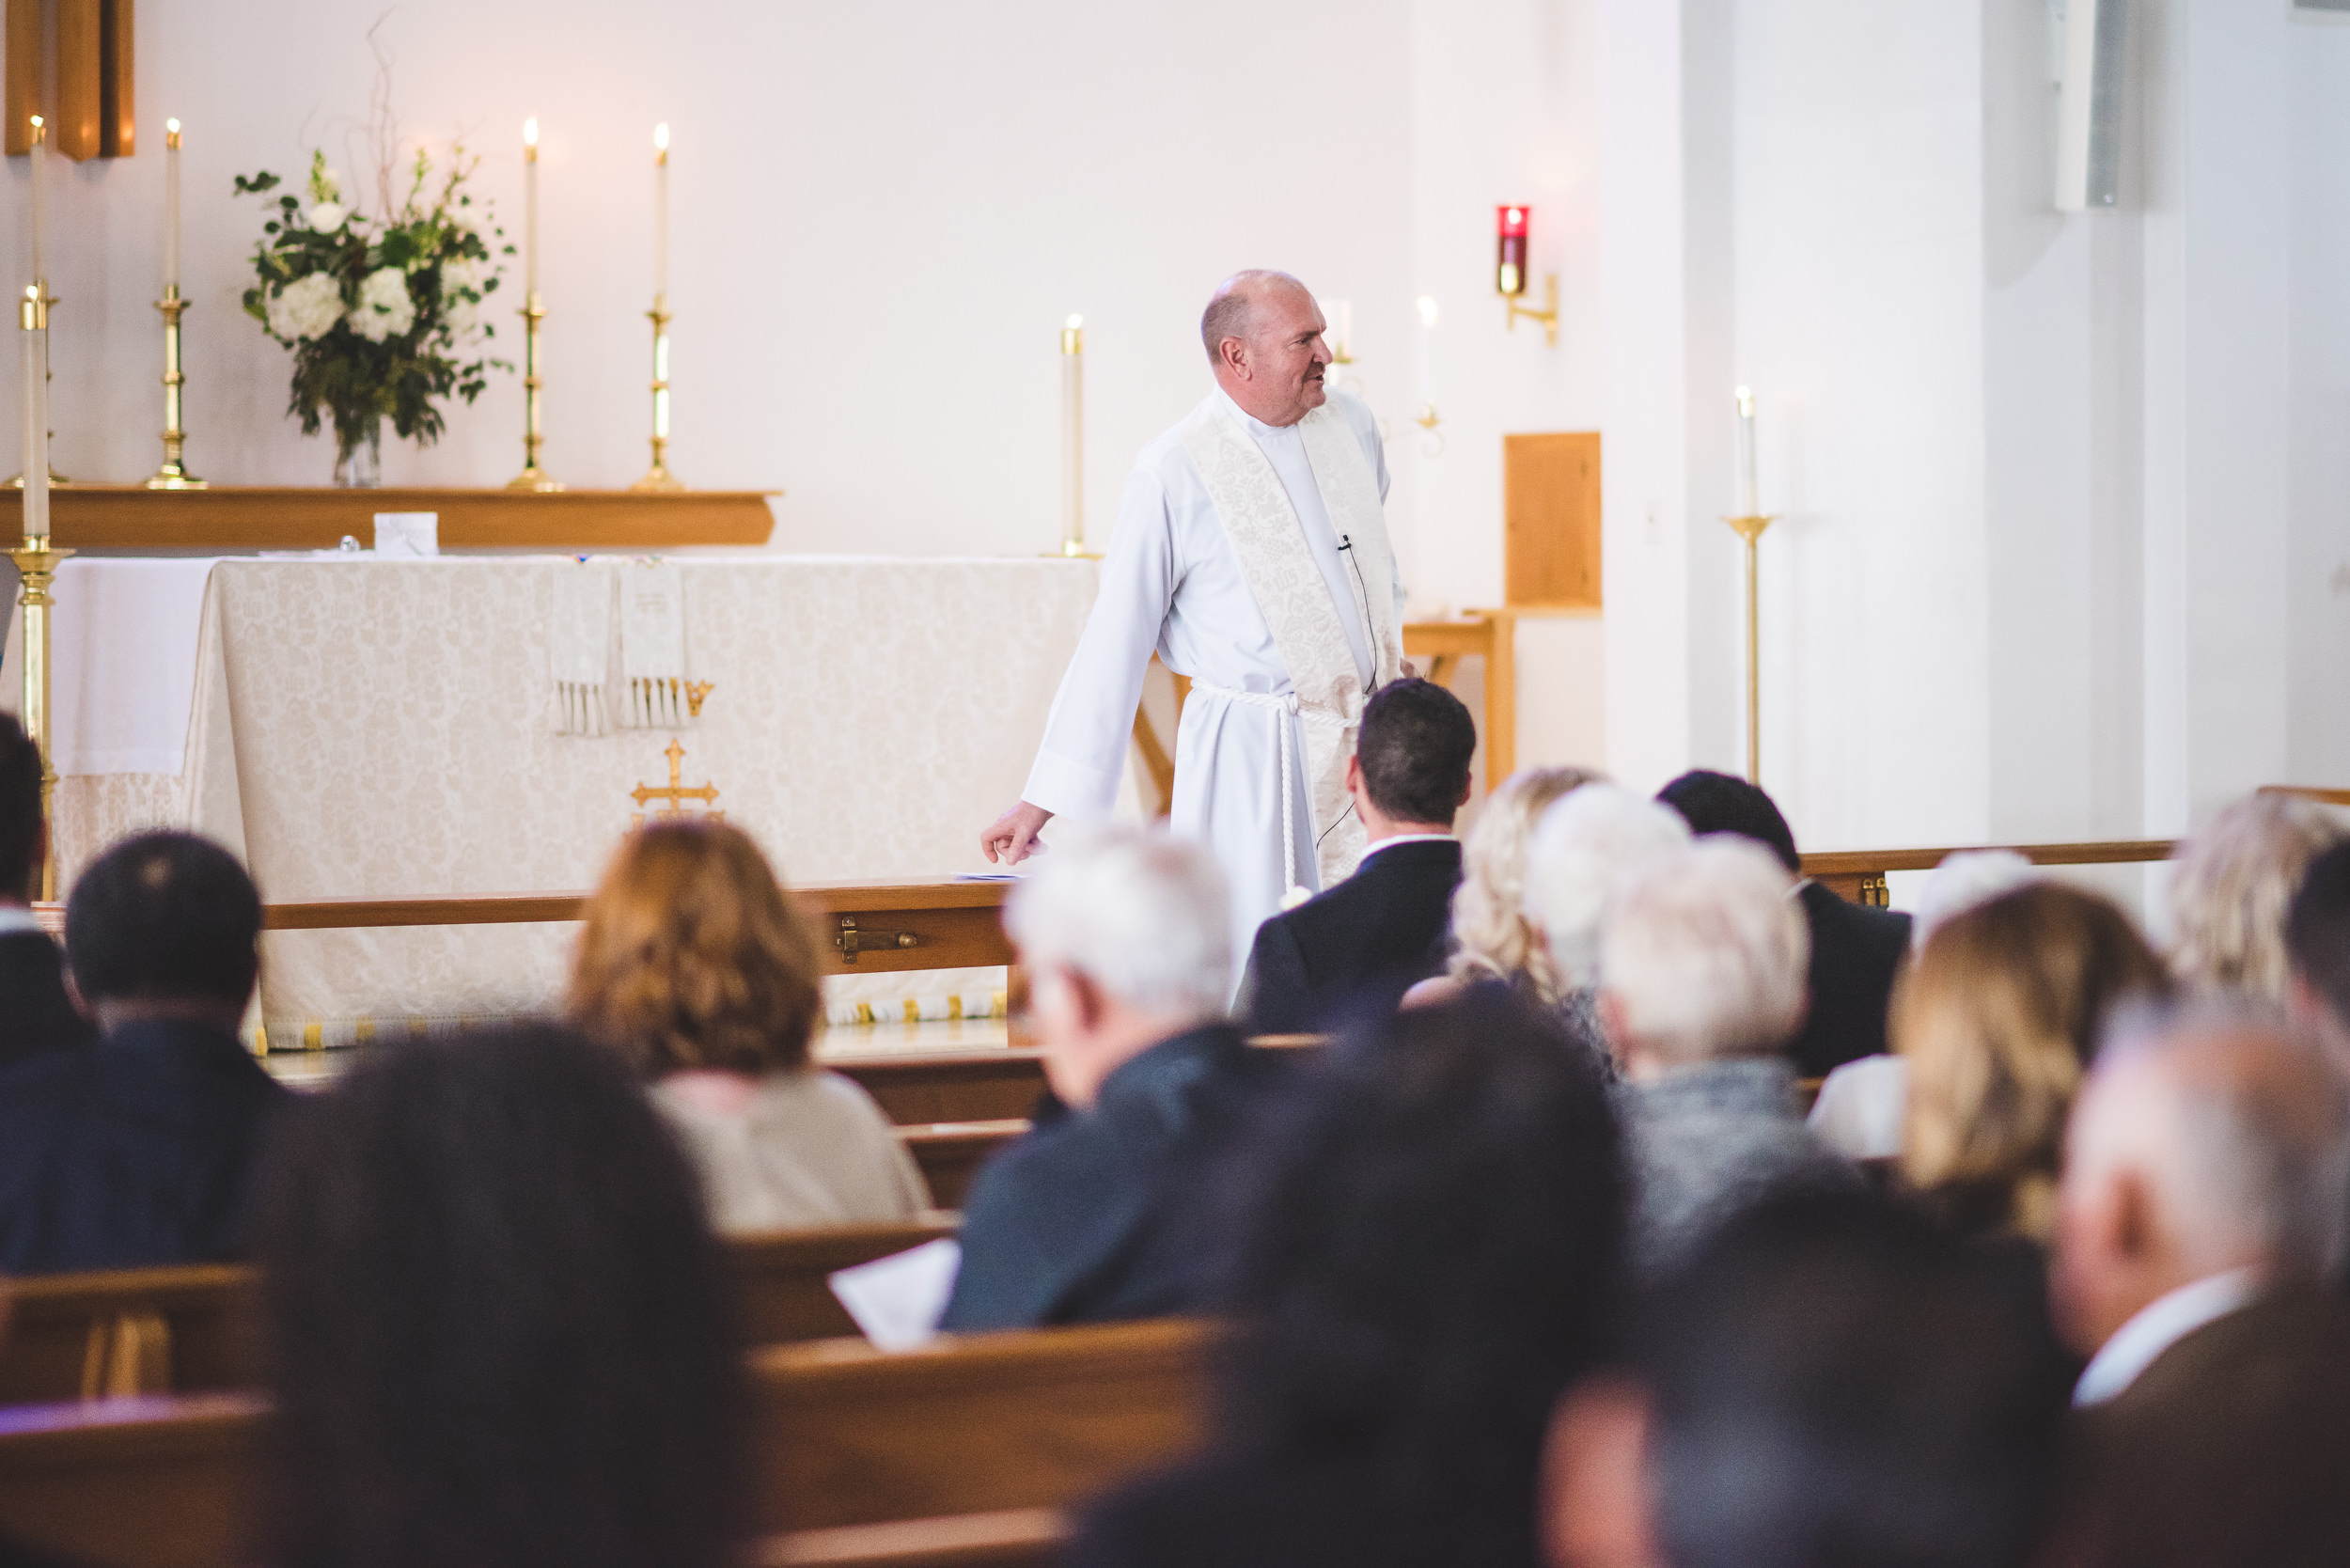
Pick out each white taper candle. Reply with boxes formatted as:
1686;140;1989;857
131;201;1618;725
653;123;670;301
523;118;540;296
1735;385;1759;515
165;119;183;292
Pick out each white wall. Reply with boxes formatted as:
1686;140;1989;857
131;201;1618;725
4;0;1425;559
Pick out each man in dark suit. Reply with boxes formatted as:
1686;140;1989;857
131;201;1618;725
943;828;1283;1331
1241;678;1476;1035
2054;1012;2350;1568
0;830;289;1275
1656;771;1909;1078
2286;841;2350;1066
0;714;95;1072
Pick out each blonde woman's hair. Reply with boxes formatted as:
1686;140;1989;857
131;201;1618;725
1897;883;2170;1240
568;821;824;1079
1446;766;1605;1000
2170;792;2347;1004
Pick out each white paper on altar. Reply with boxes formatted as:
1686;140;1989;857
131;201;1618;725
28;555;1133;1041
3;557;222;776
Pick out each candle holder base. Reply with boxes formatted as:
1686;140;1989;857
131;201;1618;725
144;469;208;491
1045;541;1103;561
630;465;685;494
6;470;70;488
507;466;566;494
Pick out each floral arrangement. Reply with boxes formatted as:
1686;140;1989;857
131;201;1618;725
235;147;510;483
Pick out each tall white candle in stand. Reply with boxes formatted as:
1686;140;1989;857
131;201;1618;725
1735;385;1759;515
652;123;670;301
523;118;540;295
21;290;48;541
1416;296;1439;416
29;116;46;289
165;119;183;292
1060;315;1085;554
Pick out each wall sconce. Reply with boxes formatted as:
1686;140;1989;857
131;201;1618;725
1496;204;1559;347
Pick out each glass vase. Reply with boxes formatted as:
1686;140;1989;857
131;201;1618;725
333;419;384;489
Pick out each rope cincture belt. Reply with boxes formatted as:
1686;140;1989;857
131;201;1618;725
1188;682;1350;908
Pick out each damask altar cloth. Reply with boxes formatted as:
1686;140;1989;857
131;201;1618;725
6;555;1109;1043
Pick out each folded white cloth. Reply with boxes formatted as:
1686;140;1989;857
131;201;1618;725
549;558;615;737
619;558;689;729
0;557;223;776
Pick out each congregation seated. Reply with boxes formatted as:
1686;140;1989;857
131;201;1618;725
1518;781;1690;1071
941;827;1285;1332
2054;1008;2350;1566
1599;837;1852;1278
252;1023;744;1568
1656;770;1911;1078
1402;763;1600;1010
1896;883;2170;1249
1544;1190;2069;1568
2167;791;2345;1005
0;831;287;1275
1240;677;1476;1033
1071;984;1622;1568
568;820;925;1232
2285;839;2350;1062
0;715;94;1073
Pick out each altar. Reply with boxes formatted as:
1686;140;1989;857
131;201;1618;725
4;555;1116;1044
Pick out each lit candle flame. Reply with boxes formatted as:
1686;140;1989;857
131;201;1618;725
1067;315;1083;330
167;117;180;133
1735;385;1755;416
654;122;670;151
523;117;540;148
1417;296;1439;327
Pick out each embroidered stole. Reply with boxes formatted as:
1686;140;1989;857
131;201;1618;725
1178;400;1404;886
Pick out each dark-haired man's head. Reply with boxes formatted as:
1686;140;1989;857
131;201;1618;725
2287;841;2350;1058
0;713;44;904
1655;769;1800;873
66;831;261;1033
1545;1191;2067;1568
1350;678;1477;839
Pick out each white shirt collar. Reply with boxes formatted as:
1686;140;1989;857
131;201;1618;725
2073;1267;2262;1407
0;905;45;937
1211;386;1302;443
1362;833;1457;858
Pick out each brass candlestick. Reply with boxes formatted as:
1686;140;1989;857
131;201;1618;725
1724;512;1777;783
631;297;682;492
507;291;562;492
145;289;205;489
8;540;72;901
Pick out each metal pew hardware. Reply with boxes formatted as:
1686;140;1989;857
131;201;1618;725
836;917;917;963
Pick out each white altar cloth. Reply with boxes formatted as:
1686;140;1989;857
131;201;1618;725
6;555;1111;1042
7;557;223;776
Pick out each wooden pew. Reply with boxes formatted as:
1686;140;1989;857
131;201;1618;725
900;1121;1027;1211
1797;839;2177;907
0;1320;1211;1568
0;1220;965;1407
758;1510;1064;1568
829;1051;1048;1126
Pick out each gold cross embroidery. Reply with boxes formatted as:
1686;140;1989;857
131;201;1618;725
631;740;723;828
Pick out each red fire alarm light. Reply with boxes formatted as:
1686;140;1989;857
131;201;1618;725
1496;205;1531;297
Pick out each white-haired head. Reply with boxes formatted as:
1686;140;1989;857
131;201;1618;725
1600;836;1810;1069
1004;825;1232;1020
1524;783;1692;988
1913;849;2041;952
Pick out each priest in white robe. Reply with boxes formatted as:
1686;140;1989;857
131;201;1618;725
981;271;1410;972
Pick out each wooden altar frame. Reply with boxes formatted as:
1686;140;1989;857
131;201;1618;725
7;487;776;552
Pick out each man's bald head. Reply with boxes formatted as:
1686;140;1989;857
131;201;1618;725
1200;270;1311;362
1200;271;1331;428
2055;1010;2350;1355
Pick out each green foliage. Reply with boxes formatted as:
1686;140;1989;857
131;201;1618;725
234;142;512;460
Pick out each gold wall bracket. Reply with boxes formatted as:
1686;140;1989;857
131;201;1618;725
1504;273;1560;347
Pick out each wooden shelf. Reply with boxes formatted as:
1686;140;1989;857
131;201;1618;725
6;485;776;552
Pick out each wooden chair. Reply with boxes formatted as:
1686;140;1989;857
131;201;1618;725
0;1320;1211;1568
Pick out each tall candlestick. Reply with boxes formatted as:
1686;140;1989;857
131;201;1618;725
523;118;540;295
28;117;45;290
1060;315;1087;557
21;290;48;540
164;119;182;291
1735;385;1760;516
1326;298;1353;364
1415;296;1439;427
652;123;669;302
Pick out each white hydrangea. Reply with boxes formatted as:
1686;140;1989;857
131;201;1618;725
267;273;346;340
352;267;416;342
438;259;484;337
306;201;347;232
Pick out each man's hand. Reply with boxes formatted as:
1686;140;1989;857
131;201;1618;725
981;801;1055;866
